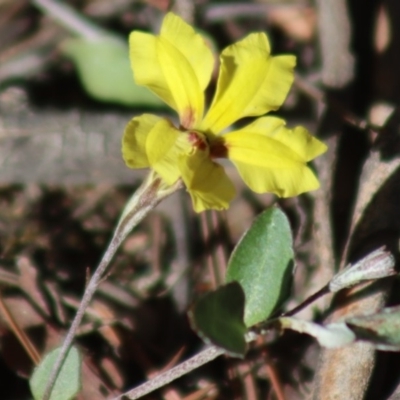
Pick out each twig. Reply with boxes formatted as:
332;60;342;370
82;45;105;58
32;0;109;39
201;211;226;288
294;74;372;131
0;291;41;365
264;358;285;400
115;245;395;399
281;285;330;317
42;174;183;400
281;247;395;318
316;0;355;88
204;3;308;23
112;345;225;400
0;268;19;286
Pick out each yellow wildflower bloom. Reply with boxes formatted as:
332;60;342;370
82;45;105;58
122;13;327;212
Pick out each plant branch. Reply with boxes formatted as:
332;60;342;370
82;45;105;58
281;285;330;317
113;345;225;400
0;291;41;365
32;0;109;39
42;173;183;400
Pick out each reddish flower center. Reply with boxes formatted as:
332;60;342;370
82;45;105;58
187;131;208;151
210;138;228;158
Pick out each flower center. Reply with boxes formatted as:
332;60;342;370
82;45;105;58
175;130;209;157
187;131;208;152
176;130;228;160
209;138;228;159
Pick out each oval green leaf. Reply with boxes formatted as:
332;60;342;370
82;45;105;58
61;37;164;107
30;346;81;400
226;207;294;327
188;282;247;358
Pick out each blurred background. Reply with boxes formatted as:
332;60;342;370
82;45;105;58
1;0;400;399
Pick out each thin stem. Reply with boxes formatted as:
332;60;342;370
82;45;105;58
42;174;182;400
294;73;375;132
264;360;285;400
0;291;41;365
42;240;118;400
281;285;330;317
113;345;225;400
32;0;108;39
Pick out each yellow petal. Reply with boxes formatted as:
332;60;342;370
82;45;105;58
129;13;214;128
178;152;235;212
233;159;320;197
223;120;326;196
234;116;327;161
122;114;162;168
160;13;214;93
200;33;296;133
146;118;182;185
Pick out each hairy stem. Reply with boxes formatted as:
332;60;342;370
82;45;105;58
114;345;225;400
42;173;182;400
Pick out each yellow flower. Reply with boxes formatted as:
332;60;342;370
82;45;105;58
122;13;327;212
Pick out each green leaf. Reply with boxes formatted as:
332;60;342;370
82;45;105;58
30;346;81;400
188;282;247;358
61;37;164;107
346;305;400;351
226;206;294;327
